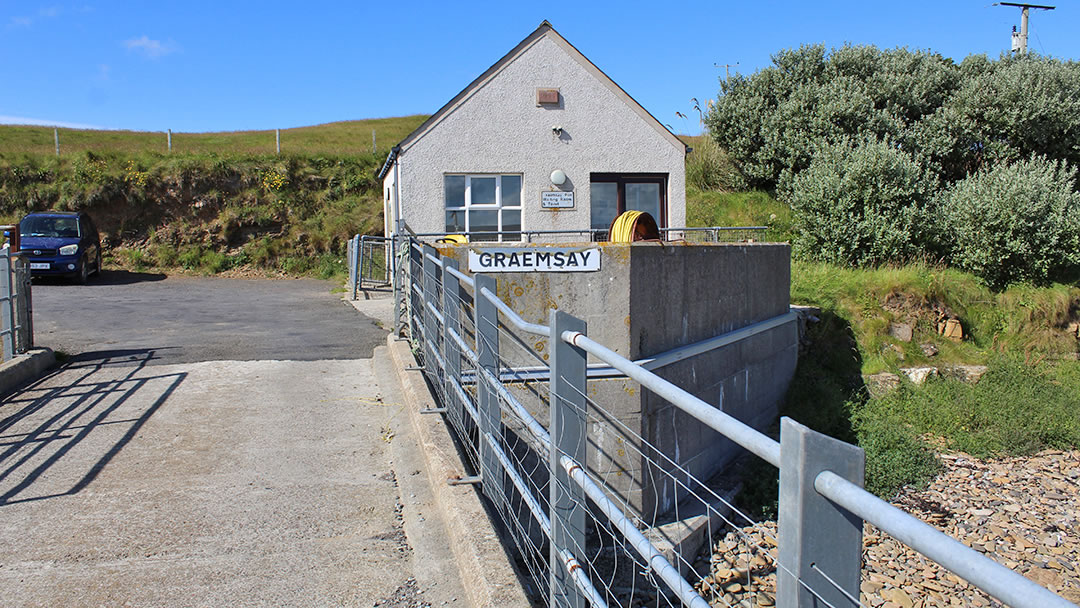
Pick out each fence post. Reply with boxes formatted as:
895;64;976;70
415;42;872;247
549;309;587;608
347;236;356;299
442;257;463;429
422;244;440;392
473;274;504;504
18;258;31;352
392;236;404;337
360;235;369;300
408;239;423;341
0;252;12;361
777;417;865;608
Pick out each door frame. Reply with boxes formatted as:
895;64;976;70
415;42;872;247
589;173;668;228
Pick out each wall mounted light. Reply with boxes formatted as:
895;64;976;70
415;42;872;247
550;169;567;186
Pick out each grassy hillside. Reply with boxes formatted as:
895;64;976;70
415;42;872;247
0;116;433;277
682;147;1079;502
0;116;429;157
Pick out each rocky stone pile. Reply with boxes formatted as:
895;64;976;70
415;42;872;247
695;449;1079;607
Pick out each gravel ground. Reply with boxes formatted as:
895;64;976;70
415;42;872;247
695;449;1080;607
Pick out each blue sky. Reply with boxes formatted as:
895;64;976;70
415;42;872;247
1;1;1076;135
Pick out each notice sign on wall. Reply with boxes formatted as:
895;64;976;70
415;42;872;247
468;247;601;273
541;191;575;209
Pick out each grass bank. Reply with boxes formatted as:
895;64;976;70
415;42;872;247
0;151;385;278
0;116;428;157
0;116;431;278
686;184;1080;507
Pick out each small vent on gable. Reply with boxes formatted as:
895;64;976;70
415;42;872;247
536;88;560;106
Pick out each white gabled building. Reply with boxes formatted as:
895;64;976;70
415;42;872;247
378;21;687;242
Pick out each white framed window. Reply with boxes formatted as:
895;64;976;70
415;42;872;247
444;174;522;242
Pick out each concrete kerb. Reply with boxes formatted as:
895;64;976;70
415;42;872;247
386;334;532;608
0;348;55;397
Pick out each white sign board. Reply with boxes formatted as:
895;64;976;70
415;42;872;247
468;247;601;273
541;191;575;209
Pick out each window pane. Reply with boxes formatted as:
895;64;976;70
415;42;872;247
445;175;465;208
626;182;661;222
501;175;522;207
469;209;499;241
446;210;466;234
590;182;619;231
502;209;521;241
471;177;497;206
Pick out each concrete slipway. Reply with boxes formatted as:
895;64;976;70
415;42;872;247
0;276;522;607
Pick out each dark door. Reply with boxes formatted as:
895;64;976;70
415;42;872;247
589;173;667;234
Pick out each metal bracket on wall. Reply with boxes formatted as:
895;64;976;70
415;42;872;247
447;476;482;486
404;365;423;371
419;407;448;414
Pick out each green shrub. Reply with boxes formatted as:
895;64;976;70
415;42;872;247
152;243;179;267
788;138;938;266
853;414;941;498
116;248;148;271
938;156;1080;288
707;44;959;191
685;134;743;191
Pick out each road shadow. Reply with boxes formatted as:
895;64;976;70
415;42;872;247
64;347;180;365
0;349;185;505
31;269;167;287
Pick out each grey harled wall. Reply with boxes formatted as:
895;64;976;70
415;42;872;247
439;242;796;517
393;33;686;237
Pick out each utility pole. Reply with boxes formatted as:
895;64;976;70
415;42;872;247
998;2;1055;55
714;62;739;82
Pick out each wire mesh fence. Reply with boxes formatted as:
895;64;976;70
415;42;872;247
391;234;1077;608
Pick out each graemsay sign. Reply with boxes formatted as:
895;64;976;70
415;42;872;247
468;247;601;273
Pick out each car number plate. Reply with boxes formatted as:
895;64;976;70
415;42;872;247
30;263;50;270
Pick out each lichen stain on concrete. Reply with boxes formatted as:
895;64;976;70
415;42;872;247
534;340;546;352
605;244;632;265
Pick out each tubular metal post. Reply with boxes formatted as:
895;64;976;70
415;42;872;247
19;258;31;352
409;239;423;341
0;252;12;361
422;244;439;390
442;257;463;430
392;235;402;336
549;310;588;608
777;417;865;608
474;274;503;504
347;236;355;299
360;235;369;300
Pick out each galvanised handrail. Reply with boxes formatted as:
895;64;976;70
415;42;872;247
402;237;1078;608
562;330;782;467
558;328;1077;608
815;471;1076;608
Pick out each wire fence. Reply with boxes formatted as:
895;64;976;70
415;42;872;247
392;234;1078;608
0;235;34;360
346;235;391;300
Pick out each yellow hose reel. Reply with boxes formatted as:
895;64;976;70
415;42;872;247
608;211;661;243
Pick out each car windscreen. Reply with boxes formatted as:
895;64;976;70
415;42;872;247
20;216;81;239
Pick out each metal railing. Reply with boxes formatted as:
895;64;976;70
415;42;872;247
0;246;33;361
394;234;1077;608
394;225;770;245
346;235;391;300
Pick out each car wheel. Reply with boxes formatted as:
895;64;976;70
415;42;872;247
94;249;103;276
76;260;89;285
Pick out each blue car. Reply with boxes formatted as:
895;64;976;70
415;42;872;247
18;212;103;284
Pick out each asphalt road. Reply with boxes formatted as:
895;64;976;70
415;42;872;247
0;272;467;607
30;270;389;364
